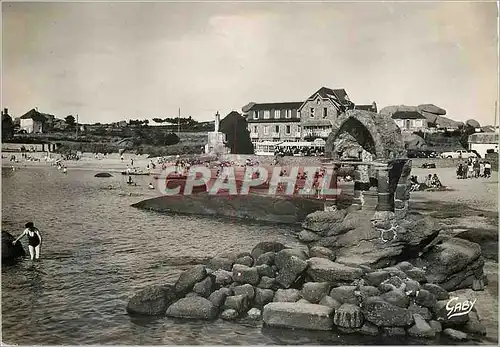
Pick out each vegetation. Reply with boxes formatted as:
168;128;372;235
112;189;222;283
2;112;14;141
219;112;254;154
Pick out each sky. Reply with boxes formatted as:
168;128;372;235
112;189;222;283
2;1;498;125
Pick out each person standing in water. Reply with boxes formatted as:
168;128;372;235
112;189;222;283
12;222;42;260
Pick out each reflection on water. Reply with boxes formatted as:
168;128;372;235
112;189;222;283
1;167;479;345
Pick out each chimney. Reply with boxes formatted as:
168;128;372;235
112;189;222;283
215;111;220;132
3;108;8;115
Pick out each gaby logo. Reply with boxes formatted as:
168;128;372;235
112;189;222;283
445;297;476;319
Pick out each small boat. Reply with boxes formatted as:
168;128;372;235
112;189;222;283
121;171;150;176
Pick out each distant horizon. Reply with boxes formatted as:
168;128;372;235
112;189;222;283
2;2;498;126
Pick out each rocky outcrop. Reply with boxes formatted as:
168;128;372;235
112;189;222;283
2;231;26;264
379;104;464;130
126;241;487;342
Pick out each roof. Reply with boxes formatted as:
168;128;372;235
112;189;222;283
311;87;351;106
247;102;303;111
354;104;375;111
468;132;499;144
391;111;427;120
20;109;49;122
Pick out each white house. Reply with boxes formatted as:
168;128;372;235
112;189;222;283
19;109;46;133
468;132;499;158
391;111;428;132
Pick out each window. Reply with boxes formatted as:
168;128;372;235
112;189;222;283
253;126;258;133
285;125;291;134
263;125;269;135
274;110;280;119
323;108;328;118
310;108;315;118
253;111;258;120
275;125;280;133
263;110;270;119
285;110;292;119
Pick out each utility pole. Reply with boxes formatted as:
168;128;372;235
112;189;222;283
75;114;79;140
495;100;498;130
178;108;181;134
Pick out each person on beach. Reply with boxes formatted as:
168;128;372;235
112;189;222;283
148;182;154;189
63;167;67;174
12;222;42;260
484;161;491;178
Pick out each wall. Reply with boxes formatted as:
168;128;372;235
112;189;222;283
469;143;499;159
249;121;301;142
299;98;339;125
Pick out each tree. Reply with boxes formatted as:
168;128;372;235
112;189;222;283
459;124;476;149
65;115;76;126
152;118;164;123
220;111;254;154
2;112;14;140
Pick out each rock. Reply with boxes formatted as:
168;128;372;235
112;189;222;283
382;327;406;336
175;265;207;295
213;269;233;287
233;264;260;285
247;307;261;319
395;261;413;272
363;296;414;327
206;256;234;271
126;284;178;316
408;303;432;320
275;256;308;288
383;268;408;280
273;288;301;303
379;276;405;293
407;314;435;338
297;298;311;304
254;288;275;308
417;104;447;115
415;289;437;308
327;211;361;236
166;296;217;320
275;249;308;270
381;290;409;308
359;322;379;336
365;270;391;287
185;292;200;298
421;283;448;300
302;209;348;233
463;311;486;336
472;278;485;291
235;255;254;267
299;230;322;242
306;257;363;283
318;296;341;309
251;241;286;260
220;308;239;320
429;320;442;333
358;286;380;301
301;282;331;304
308;246;336;261
258;276;276;289
403;279;420;296
434;299;470;326
193;276;215;298
405;268;427;283
419;237;485;291
256;252;275;266
330;286;358;305
333;303;363;328
443;328;469;341
255;264;275;278
94;172;113;177
224;294;249;314
262;302;334;331
2;231;26;263
233;284;255;301
208;288;231;308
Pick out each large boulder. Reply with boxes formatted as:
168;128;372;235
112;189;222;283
302;210;348;234
262;302;334;331
333;303;364;328
175;265;207;295
166;296;218;320
362;296;414;327
126;284;178;316
2;231;26;263
251;241;286;260
416;237;485;291
275;256;308;288
306;257;363;284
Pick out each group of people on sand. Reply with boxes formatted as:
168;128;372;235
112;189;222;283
456;158;492;179
410;173;443;191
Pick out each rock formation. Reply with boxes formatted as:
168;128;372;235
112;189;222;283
126;241;487;341
379;104;464;130
2;231;26;264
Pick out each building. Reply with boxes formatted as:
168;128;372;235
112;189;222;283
205;111;229;154
391;111;428;132
354;102;378;113
298;87;355;139
19;108;48;133
468;132;499;158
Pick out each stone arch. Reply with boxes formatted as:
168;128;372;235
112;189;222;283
326;110;405;160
